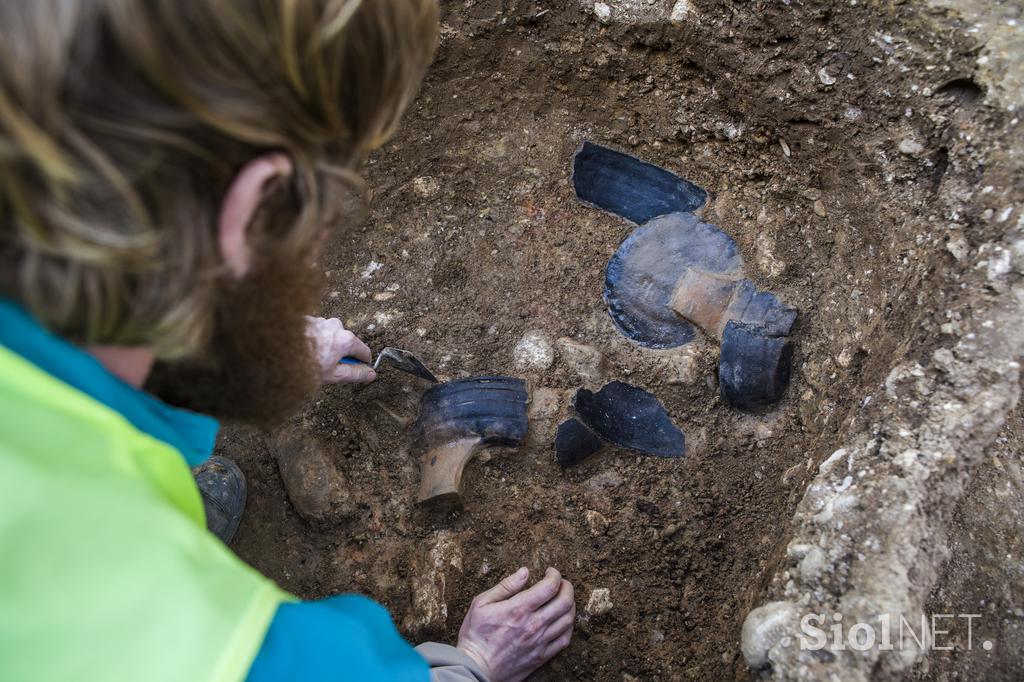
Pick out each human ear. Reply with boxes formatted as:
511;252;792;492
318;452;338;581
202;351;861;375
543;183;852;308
217;153;293;277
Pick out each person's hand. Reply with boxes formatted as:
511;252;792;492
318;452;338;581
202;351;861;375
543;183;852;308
456;567;575;682
304;316;376;384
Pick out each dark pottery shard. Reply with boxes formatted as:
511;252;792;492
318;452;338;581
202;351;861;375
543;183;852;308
718;321;794;413
572;141;707;224
413;376;529;446
554;417;606;468
724;281;798;338
413;376;529;504
573;381;685;458
605;212;742;348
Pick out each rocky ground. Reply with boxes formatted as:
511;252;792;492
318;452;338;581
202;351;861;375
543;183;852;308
221;0;1023;679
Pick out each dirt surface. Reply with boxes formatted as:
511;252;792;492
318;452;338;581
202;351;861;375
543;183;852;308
222;1;1022;679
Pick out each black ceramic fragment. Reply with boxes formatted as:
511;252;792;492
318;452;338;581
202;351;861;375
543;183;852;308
725;280;798;338
413;376;529;447
572;141;707;224
573;381;685;458
605;212;742;348
718;321;794;413
554;417;606;468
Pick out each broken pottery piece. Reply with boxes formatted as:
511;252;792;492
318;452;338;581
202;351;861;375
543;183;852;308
413;376;528;504
554;417;606;467
723;280;798;339
570;141;796;412
570;381;685;459
572;141;707;224
670;270;798;340
668;268;741;337
718;321;794;413
605;212;742;348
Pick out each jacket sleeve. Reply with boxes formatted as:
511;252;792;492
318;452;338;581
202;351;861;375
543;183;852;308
416;642;490;682
246;595;429;681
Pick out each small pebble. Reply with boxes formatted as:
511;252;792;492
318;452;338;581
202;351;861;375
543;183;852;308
557;337;604;382
586;588;614;616
513;331;554;371
412;176;440;198
584;510;610;536
586;470;624;491
898;139;924;155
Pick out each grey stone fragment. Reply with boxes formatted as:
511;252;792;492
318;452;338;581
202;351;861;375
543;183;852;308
270;425;354;524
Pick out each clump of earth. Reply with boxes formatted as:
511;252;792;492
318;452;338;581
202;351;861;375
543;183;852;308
222;0;1024;679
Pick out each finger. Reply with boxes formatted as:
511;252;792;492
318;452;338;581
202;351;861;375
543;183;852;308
342;333;373;364
542;608;575;643
329;362;377;384
532;579;574;627
541;629;573;660
474;567;530;606
507;567;561;612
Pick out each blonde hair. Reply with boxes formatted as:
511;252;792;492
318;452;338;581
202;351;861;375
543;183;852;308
0;0;437;357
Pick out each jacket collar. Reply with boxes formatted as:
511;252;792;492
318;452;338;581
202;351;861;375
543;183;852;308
0;300;218;466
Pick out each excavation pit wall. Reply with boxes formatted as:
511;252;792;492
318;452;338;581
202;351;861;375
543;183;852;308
226;2;1024;680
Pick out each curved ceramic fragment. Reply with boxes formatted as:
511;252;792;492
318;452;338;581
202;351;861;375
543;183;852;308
554;417;606;468
670;270;798;340
413;376;528;504
573;381;685;457
668;268;741;337
718;321;794;413
572;141;707;224
605;212;743;348
414;376;528;445
724;281;798;339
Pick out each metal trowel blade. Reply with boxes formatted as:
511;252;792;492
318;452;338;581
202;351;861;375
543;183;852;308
374;347;439;383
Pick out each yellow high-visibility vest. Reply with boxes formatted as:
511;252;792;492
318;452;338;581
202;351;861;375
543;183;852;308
0;345;291;682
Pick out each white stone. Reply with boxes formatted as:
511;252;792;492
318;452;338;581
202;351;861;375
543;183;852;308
798;546;828;581
898;139;924;155
513;331;554;371
670;0;692;20
584;510;610;535
740;601;799;668
412;176;440;198
360;261;382;279
818;448;848;475
586;588;614;615
593;2;611;22
946;235;969;261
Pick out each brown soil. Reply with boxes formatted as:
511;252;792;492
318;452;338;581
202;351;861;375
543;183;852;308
222;1;1019;679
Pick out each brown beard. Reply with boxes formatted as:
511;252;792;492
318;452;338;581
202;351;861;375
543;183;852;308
146;252;323;428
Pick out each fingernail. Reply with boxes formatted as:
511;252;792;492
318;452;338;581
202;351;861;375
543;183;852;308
368;370;377;381
516;567;528;578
